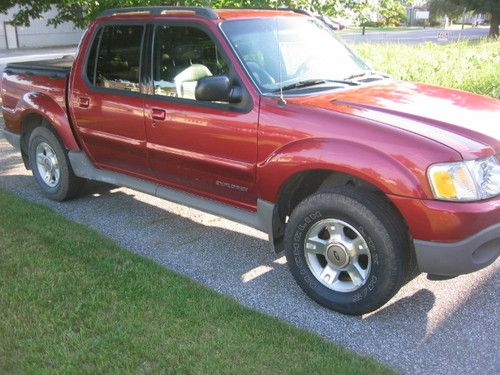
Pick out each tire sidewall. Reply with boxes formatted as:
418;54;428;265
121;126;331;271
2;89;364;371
285;191;402;314
28;127;71;201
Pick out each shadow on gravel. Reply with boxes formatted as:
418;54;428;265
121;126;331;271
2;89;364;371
368;289;435;318
364;289;435;342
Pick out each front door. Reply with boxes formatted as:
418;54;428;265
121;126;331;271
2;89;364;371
144;23;259;208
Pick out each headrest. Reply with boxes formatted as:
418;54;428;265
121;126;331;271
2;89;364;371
172;44;203;60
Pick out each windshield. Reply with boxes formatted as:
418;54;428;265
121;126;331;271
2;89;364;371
220;17;371;94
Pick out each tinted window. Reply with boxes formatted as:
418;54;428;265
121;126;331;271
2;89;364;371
86;28;102;85
95;25;144;92
153;25;229;100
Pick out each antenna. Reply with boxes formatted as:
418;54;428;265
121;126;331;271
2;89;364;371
274;10;287;106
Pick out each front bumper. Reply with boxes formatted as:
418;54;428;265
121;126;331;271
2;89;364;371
1;128;21;150
414;223;500;276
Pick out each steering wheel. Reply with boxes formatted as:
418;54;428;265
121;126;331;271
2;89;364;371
295;56;326;78
246;61;276;86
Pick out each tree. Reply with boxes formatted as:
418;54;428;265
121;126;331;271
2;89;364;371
378;0;407;25
427;0;465;20
449;0;500;36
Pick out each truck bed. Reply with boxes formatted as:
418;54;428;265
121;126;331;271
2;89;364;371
4;56;74;78
1;56;73;133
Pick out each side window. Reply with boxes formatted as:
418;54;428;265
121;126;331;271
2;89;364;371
95;25;144;92
153;25;229;100
86;28;102;85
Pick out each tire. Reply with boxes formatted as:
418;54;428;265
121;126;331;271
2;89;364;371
28;125;84;201
284;187;410;315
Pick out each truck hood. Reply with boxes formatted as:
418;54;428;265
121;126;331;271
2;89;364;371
288;81;500;159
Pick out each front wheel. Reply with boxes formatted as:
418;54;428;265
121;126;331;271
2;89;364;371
284;187;410;315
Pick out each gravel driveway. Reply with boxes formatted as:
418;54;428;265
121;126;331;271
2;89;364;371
1;133;498;374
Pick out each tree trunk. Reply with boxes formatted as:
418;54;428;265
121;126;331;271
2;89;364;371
490;11;500;37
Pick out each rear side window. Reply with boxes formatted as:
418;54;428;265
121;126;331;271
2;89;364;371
94;25;144;92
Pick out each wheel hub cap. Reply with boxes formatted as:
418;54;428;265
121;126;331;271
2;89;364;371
326;243;349;268
303;218;372;293
35;142;60;188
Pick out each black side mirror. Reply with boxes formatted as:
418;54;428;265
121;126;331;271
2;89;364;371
195;76;242;104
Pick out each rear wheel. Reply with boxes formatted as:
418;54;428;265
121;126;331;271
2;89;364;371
284;187;410;315
28;126;84;201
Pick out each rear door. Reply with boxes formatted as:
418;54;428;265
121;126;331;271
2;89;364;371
70;23;151;178
144;22;259;208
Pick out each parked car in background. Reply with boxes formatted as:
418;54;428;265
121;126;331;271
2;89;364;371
1;7;499;315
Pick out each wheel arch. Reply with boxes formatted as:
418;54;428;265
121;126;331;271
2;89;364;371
13;92;80;155
260;138;420;253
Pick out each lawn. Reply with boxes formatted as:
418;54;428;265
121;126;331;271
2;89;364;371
0;189;394;374
355;38;500;99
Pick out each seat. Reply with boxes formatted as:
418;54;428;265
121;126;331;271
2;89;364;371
174;64;212;100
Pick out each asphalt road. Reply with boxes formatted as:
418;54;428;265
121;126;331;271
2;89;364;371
1;132;499;374
340;27;490;44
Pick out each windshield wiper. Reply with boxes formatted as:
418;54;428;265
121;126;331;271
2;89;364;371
274;79;358;93
345;71;389;81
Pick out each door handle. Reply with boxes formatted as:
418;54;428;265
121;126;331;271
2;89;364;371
78;97;90;108
152;108;166;121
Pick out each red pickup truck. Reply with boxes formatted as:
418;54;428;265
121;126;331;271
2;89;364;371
1;7;499;315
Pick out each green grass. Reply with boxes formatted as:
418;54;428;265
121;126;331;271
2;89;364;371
0;189;394;374
355;39;500;99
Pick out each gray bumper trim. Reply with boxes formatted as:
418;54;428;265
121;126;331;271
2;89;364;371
414;223;500;276
1;128;21;150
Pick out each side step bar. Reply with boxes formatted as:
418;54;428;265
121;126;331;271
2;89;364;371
68;151;274;237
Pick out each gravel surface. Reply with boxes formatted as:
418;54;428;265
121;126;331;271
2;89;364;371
1;134;499;375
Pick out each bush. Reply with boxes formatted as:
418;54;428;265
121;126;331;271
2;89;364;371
361;21;385;27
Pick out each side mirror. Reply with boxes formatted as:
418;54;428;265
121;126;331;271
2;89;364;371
195;76;242;104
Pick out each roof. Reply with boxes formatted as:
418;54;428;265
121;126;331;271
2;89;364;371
98;6;306;22
216;9;305;20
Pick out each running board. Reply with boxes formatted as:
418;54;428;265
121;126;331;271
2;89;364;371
68;151;274;236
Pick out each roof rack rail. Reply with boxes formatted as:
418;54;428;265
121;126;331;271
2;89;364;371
99;6;219;20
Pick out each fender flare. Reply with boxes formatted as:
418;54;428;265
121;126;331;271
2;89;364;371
7;91;80;151
258;138;430;202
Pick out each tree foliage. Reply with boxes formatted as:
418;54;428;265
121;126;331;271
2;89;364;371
449;0;500;36
0;0;426;30
378;0;407;25
0;0;376;28
427;0;464;20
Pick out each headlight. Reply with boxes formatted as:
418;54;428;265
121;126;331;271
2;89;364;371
427;155;500;201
